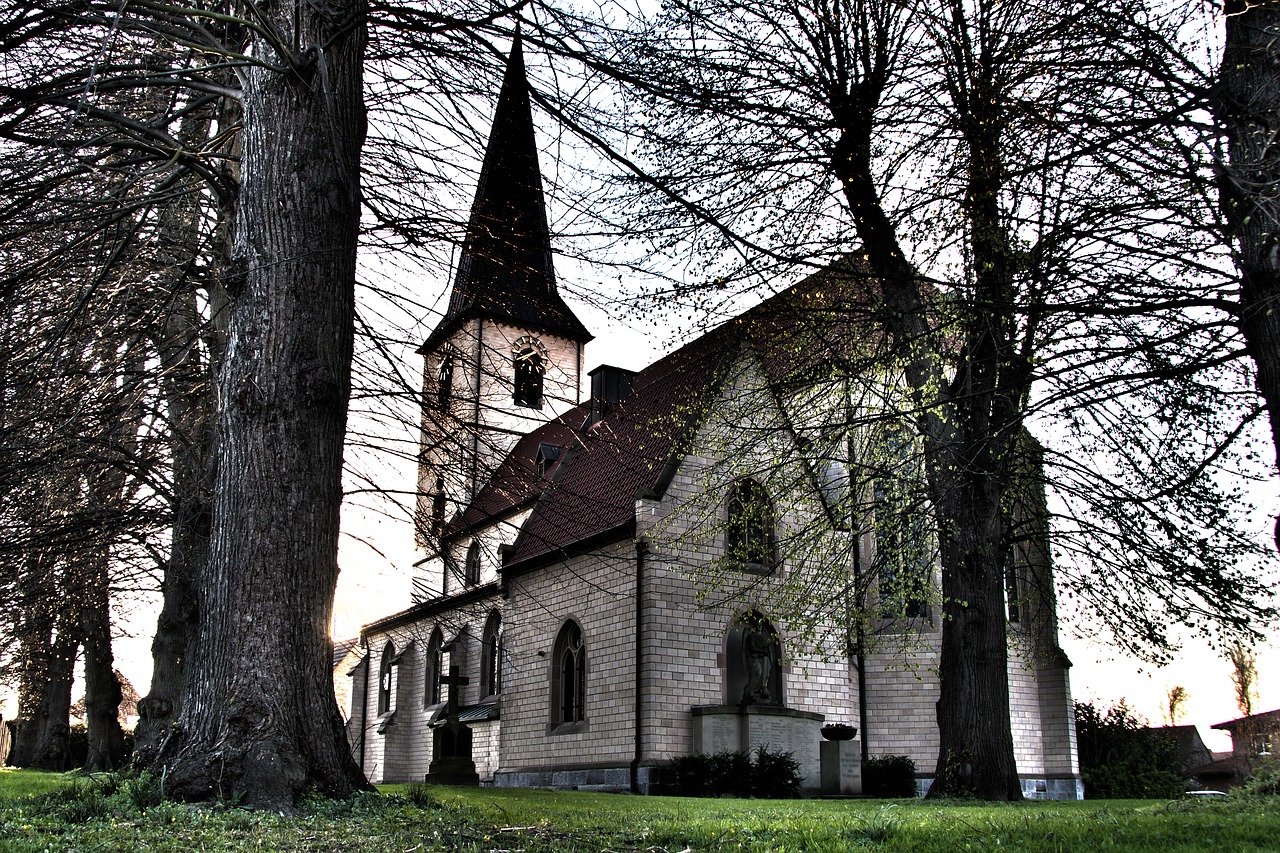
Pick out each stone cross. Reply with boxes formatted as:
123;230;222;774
441;665;469;723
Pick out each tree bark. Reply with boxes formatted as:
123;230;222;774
15;597;80;771
133;95;231;764
149;0;370;809
80;549;125;771
1214;0;1280;551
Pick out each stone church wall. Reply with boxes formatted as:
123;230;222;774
357;597;504;784
496;538;638;783
635;350;856;761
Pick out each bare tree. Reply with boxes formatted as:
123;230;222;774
525;0;1277;798
1227;639;1258;717
1166;685;1188;726
1214;0;1280;551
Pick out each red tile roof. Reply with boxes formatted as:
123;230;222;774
445;259;885;571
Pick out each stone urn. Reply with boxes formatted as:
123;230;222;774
821;723;857;741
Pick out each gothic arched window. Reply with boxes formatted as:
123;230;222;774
424;628;443;707
513;344;545;409
481;611;503;698
726;478;775;571
437;354;455;410
377;641;396;715
465;540;481;586
551;620;586;726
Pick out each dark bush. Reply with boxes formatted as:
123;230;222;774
664;748;801;798
1075;699;1185;799
752;746;803;798
863;755;918;798
1238;758;1280;798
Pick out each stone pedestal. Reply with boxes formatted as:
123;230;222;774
426;720;480;786
819;738;862;795
425;664;479;786
691;705;824;788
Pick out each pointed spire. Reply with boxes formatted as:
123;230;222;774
424;33;591;352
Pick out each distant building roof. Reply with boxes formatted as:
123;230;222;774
1211;708;1280;732
332;637;360;670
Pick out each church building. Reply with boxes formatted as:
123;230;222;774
345;37;1083;799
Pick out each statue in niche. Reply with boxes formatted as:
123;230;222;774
742;624;773;703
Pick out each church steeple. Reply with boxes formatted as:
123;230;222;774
423;34;591;353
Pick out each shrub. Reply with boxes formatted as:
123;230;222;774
664;748;801;798
863;755;918;798
1237;758;1280;798
752;746;803;798
1075;699;1185;799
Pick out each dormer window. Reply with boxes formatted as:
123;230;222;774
536;443;562;476
513;336;546;409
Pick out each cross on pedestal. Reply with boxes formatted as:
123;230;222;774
426;663;479;786
441;665;469;724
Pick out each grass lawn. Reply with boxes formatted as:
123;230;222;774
0;769;1275;851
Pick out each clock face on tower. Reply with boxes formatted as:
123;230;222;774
512;336;547;409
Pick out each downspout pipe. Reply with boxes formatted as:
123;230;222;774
357;631;370;772
630;538;648;793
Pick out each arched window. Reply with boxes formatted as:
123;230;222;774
424;628;443;707
465;540;481;586
437;354;455;410
725;612;783;706
481;611;503;698
513;344;545;409
551;620;586;726
377;641;396;715
726;478;775;571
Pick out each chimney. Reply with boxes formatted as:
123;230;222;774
586;364;636;427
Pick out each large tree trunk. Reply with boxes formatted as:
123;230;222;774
8;551;55;768
150;0;370;809
833;82;1024;799
80;549;125;771
1214;0;1280;551
15;599;79;771
133;95;232;763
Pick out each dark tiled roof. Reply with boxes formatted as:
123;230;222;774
1211;708;1280;731
331;637;359;669
447;260;883;570
422;35;590;353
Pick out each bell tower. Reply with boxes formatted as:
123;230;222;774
414;34;591;566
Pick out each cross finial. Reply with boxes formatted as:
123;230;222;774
441;664;470;723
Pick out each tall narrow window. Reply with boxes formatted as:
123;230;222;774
726;478;775;570
481;611;503;698
1005;560;1022;625
377;641;395;715
424;628;443;707
552;620;586;725
464;540;481;586
431;477;445;535
513;345;545;409
437;355;454;410
873;430;931;619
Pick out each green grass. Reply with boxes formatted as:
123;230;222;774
0;770;1274;851
0;768;74;800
